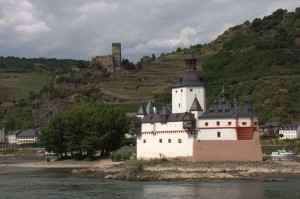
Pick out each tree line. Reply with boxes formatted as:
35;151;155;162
40;103;129;159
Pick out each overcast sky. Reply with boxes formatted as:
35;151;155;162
0;0;299;62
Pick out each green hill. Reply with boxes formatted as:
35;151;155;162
1;8;300;130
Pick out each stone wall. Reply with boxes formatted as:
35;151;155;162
192;131;263;161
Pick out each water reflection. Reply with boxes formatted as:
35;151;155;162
1;156;300;199
140;181;264;199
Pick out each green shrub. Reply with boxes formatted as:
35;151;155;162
149;157;169;164
136;160;144;172
109;150;133;162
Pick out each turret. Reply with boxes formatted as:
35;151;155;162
189;96;203;118
172;52;206;114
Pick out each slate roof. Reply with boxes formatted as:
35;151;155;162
18;128;40;137
173;69;204;88
146;100;154;115
137;104;147;115
190;96;203;111
237;95;257;118
173;52;204;88
141;112;195;123
200;86;239;119
280;123;300;129
159;106;171;116
7;130;21;136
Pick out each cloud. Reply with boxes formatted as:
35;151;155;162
0;0;299;61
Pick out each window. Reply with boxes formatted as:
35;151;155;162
143;139;146;143
178;139;182;143
205;122;208;126
228;122;232;126
181;89;183;92
242;122;247;125
159;139;162;143
175;90;178;93
168;139;171;143
190;89;193;92
179;103;180;108
217;121;220;126
217;132;221;137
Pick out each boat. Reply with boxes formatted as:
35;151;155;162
44;151;57;156
270;149;295;157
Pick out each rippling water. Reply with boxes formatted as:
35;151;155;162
1;156;300;199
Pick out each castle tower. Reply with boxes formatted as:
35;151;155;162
112;43;121;68
172;53;206;113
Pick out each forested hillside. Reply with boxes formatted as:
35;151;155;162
0;8;299;131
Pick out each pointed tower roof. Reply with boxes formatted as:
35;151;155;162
190;96;203;111
159;106;171;116
237;94;257;118
220;84;228;98
146;100;154;115
200;85;238;118
137;104;147;115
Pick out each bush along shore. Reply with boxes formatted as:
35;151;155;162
71;159;300;182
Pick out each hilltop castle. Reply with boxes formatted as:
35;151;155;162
94;43;121;72
130;53;262;161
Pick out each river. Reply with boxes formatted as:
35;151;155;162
0;156;300;199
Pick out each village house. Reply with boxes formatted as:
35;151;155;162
130;53;262;161
7;130;21;144
279;123;300;139
6;128;40;144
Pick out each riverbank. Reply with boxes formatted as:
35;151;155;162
97;159;300;181
2;157;300;181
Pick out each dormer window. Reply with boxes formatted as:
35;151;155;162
179;77;183;83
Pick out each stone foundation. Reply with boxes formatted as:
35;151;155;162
192;132;262;161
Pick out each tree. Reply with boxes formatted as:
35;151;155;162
121;59;135;70
151;54;156;61
40;103;129;159
76;60;87;68
40;113;68;156
89;57;102;69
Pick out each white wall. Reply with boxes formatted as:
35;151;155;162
279;125;300;139
197;118;237;140
279;129;297;139
137;132;194;159
197;128;237;140
172;86;205;113
198;118;237;128
142;121;183;132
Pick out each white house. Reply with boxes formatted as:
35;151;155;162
6;128;40;144
7;130;21;144
279;124;300;139
130;53;262;161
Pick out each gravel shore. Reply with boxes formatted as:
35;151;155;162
2;158;300;181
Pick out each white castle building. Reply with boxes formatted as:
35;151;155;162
130;53;262;161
